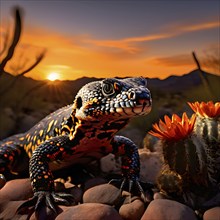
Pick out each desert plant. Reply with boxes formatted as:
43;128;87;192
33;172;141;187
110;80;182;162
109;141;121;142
149;103;220;209
188;101;220;184
0;7;45;95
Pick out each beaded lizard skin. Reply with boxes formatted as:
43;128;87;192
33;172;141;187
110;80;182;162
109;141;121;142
0;77;152;214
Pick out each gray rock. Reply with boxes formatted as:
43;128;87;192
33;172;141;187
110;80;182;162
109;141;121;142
100;153;121;174
139;149;162;183
55;203;123;220
141;199;197;220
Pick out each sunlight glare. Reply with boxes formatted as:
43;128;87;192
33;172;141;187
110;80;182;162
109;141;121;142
47;72;60;81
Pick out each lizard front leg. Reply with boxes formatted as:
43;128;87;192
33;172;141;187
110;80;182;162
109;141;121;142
110;135;152;201
17;135;75;215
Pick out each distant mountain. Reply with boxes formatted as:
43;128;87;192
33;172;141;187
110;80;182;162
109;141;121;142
0;69;219;139
1;69;219;98
147;69;220;93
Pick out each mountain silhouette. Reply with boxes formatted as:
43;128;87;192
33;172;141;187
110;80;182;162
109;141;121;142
0;69;219;139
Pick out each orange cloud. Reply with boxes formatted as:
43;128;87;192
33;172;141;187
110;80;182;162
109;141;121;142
86;20;219;52
181;21;219;32
150;54;194;67
1;19;218;81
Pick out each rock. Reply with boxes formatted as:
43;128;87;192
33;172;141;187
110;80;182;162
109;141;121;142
29;206;69;220
120;127;145;147
203;207;220;220
55;203;123;220
83;177;107;191
54;181;66;192
17;114;40;134
141;199;197;220
83;183;122;206
100;153;121;174
30;206;60;220
0;108;16;139
139;149;162;183
64;181;75;189
153;192;167;200
66;185;83;204
0;178;33;201
0;179;34;219
0;200;29;220
119;198;145;220
143;134;161;152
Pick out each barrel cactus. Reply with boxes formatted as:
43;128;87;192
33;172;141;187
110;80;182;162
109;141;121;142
189;101;220;185
188;101;220;142
149;102;220;209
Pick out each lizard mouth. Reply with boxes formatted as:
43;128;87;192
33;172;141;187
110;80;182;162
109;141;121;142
82;89;152;118
115;98;152;116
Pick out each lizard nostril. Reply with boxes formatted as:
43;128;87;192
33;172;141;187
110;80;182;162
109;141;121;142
128;91;136;100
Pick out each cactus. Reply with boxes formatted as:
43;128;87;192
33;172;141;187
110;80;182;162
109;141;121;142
188;101;220;143
149;102;220;209
149;114;207;188
188;101;220;184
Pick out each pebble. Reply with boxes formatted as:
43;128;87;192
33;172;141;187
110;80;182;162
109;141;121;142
55;203;123;220
203;207;220;220
100;153;121;174
0;178;33;201
139;149;162;184
83;183;122;206
0;200;29;220
54;181;66;192
66;185;83;204
119;198;145;220
153;192;168;200
83;177;107;191
99;150;162;185
141;199;197;220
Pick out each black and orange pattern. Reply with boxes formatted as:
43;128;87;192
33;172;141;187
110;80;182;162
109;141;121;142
0;77;152;213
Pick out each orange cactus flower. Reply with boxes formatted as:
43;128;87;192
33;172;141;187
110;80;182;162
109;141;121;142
149;113;196;141
188;101;220;118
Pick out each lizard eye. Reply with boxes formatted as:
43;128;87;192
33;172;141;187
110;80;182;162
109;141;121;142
102;82;115;96
75;96;82;109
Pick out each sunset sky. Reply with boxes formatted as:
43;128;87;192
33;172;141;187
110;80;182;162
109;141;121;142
0;0;219;80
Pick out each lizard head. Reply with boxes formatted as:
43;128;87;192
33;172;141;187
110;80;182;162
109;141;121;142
74;77;152;121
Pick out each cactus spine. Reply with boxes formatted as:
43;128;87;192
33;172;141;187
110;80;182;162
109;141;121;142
149;102;220;208
158;133;208;193
189;102;220;185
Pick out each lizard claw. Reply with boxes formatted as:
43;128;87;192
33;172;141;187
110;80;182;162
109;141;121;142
109;178;149;202
17;191;75;215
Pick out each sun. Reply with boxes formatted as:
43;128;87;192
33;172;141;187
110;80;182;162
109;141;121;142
47;72;60;81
